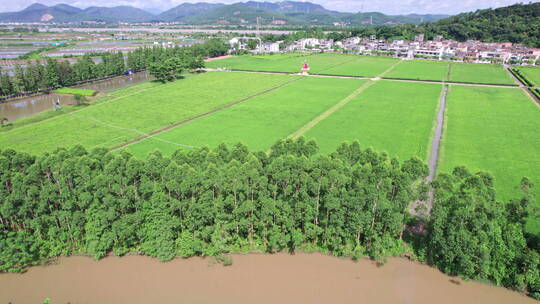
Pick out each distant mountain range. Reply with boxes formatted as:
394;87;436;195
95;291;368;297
0;1;450;25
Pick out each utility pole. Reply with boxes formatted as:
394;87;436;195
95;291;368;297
256;17;262;53
256;16;260;38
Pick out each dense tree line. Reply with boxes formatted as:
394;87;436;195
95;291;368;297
126;39;228;73
0;138;537;298
0;54;125;97
0;39;229;97
0;139;426;268
426;169;539;299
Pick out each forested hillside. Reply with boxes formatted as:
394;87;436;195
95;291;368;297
424;2;540;47
257;3;539;50
0;139;538;299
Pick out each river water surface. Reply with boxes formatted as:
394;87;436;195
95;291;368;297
0;71;151;123
0;253;535;304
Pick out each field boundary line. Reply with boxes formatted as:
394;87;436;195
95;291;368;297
316;57;362;74
1;82;163;134
71;113;198;149
111;77;303;151
287;80;374;140
207;68;522;89
504;64;526;87
520;88;540;108
504;65;540;107
3;72;220;134
445;64;452;82
286;61;402;140
377;60;402;78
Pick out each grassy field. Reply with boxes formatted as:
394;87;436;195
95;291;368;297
384;60;450;82
123;77;365;157
0;72;294;154
303;81;442;161
449;63;516;85
54;87;96;96
439;86;540;234
517;66;540;87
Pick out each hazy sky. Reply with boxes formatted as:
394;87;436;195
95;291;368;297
0;0;533;15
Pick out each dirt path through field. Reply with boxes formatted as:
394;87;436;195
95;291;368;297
410;85;449;215
112;77;303;151
286;61;402;140
428;85;448;182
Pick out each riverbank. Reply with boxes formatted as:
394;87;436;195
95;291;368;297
0;253;536;304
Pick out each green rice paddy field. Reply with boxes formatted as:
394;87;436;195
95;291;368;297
207;53;356;74
517;66;540;87
313;55;399;77
304;81;442;161
0;72;293;154
449;63;516;85
439;85;540;233
124;77;365;157
209;54;515;85
207;53;401;77
1;53;538;233
385;60;450;82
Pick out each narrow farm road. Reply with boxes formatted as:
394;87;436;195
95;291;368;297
504;65;540;107
504;64;527;88
410;84;448;216
428;85;448;182
286;61;403;140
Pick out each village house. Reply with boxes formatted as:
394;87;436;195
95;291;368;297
250;34;539;64
259;42;280;53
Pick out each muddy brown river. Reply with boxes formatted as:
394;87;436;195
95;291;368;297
0;253;536;304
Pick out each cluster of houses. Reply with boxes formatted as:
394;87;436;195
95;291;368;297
231;34;540;64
